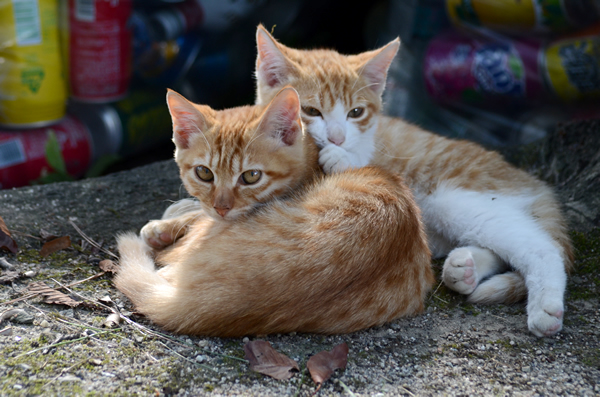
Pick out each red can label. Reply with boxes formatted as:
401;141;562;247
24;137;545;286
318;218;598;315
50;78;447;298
69;0;133;102
0;116;92;189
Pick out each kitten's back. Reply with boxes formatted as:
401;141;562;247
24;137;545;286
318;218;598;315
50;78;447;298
119;166;433;336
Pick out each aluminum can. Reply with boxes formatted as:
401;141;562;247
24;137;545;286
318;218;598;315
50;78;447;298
424;31;544;104
69;0;133;102
541;36;600;102
445;0;598;33
0;0;67;128
0;116;92;189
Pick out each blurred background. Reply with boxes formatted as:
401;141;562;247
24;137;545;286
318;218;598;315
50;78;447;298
1;0;599;189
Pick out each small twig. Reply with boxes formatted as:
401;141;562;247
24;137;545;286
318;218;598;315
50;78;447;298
157;341;217;373
11;230;42;240
339;380;357;397
14;330;115;358
68;220;118;258
428;280;444;301
2;272;107;306
433;295;449;304
43;359;86;387
398;385;416;397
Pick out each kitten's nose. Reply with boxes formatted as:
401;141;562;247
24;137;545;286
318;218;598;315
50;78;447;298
214;206;230;218
327;127;345;146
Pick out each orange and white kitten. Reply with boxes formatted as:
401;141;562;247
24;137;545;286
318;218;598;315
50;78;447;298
115;87;433;337
254;26;573;337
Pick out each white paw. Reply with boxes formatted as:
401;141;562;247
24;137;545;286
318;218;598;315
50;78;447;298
527;293;564;337
318;144;353;174
140;220;178;250
442;248;479;295
162;198;201;220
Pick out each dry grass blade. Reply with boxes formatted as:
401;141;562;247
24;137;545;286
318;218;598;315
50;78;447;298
0;216;18;254
27;281;80;307
68;220;118;258
244;340;299;380
39;236;71;257
307;342;349;387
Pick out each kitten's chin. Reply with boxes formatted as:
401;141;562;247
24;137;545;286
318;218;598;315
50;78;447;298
207;209;245;222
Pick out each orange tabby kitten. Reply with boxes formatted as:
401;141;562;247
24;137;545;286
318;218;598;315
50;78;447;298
254;26;573;337
115;87;433;337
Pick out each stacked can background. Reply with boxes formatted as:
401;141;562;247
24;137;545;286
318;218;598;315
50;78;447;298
423;31;544;104
0;117;92;189
0;0;67;128
69;0;133;102
445;0;600;33
542;35;600;102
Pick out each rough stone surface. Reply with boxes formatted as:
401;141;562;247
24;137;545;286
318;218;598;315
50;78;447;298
0;122;598;396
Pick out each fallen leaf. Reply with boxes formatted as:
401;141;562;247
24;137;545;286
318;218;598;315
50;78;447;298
244;340;299;380
40;236;71;257
98;259;118;274
102;313;121;328
0;216;18;254
39;229;59;242
0;271;22;284
307;342;349;387
26;281;80;307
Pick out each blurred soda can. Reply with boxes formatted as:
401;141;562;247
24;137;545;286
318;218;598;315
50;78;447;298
446;0;600;33
69;0;133;102
0;0;67;128
542;36;600;102
0;116;92;189
424;31;544;105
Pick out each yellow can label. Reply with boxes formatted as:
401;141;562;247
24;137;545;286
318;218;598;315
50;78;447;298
544;37;600;101
0;0;67;127
446;0;570;32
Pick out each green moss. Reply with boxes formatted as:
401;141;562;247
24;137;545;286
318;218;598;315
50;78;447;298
567;229;600;300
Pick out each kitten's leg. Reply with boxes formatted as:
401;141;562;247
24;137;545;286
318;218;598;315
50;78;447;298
423;189;567;337
468;271;527;305
442;246;508;295
141;199;204;249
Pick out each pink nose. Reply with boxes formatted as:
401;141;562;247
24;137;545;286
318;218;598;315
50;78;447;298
214;207;230;217
328;135;345;146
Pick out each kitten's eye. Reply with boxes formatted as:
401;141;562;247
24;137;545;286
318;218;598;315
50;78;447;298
241;170;262;185
302;107;322;117
347;107;365;118
195;166;214;182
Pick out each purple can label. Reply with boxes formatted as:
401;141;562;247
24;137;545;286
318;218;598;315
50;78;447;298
424;32;543;104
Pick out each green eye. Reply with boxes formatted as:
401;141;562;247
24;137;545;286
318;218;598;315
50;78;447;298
348;107;365;118
302;107;322;117
241;170;262;185
195;166;214;182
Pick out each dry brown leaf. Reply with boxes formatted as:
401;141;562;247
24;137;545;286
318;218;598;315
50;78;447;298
0;270;22;284
39;229;60;242
98;259;118;274
244;340;299;380
0;216;18;254
26;281;80;307
40;236;71;257
307;342;349;387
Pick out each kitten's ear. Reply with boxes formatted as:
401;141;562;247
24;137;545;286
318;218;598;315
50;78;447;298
256;24;292;88
166;89;210;149
360;38;400;97
260;86;302;146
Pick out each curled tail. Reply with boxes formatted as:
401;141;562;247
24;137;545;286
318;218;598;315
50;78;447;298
468;271;527;305
114;233;177;319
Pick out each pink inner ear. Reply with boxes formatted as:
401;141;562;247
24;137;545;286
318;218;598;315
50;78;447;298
173;113;194;149
257;31;287;88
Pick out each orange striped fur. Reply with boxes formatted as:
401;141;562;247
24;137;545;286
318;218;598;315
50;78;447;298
115;87;434;337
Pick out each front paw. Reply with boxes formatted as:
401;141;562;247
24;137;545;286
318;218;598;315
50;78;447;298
527;292;564;337
319;144;353;174
442;248;479;295
141;220;180;250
